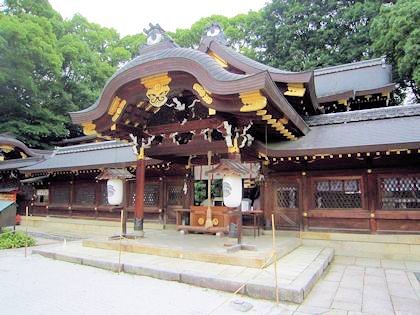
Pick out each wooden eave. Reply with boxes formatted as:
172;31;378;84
255;140;420;158
198;38;320;113
69;53;309;136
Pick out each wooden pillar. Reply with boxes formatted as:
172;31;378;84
134;156;145;233
301;172;309;231
204;151;213;228
367;171;377;234
69;176;74;217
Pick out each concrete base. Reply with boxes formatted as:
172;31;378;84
83;235;299;268
226;244;258;253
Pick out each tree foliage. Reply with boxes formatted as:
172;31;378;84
0;0;142;147
253;0;383;71
370;0;420;102
0;0;417;148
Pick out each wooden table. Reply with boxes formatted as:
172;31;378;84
175;208;190;226
242;210;264;238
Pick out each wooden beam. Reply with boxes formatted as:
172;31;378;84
146;139;228;157
145;117;224;135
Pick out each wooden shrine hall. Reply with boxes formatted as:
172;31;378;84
1;23;419;235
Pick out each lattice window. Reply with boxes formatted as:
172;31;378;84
168;185;183;205
314;179;361;209
74;183;95;205
144;184;160;207
380;176;420;209
50;184;70;204
276;183;299;208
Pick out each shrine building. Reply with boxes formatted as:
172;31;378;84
0;23;419;235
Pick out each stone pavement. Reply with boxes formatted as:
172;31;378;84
33;240;334;303
296;256;420;315
0;248;294;315
2;238;420;314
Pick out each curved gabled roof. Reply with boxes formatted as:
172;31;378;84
69;45;309;134
198;37;320;112
198;37;313;82
70;47;247;120
0;135;51;158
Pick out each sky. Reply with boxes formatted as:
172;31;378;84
49;0;268;36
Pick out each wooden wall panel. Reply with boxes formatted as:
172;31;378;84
377;219;420;233
308;217;370;232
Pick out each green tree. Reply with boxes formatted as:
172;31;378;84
170;12;261;58
0;12;66;147
254;0;383;71
370;0;420;102
0;0;136;146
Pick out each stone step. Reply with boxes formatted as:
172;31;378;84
33;244;334;303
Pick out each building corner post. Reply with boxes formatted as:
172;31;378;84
134;147;145;236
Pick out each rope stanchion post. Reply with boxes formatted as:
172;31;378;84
24;206;28;258
271;213;279;304
118;209;124;274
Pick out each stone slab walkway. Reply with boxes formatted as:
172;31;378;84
296;255;420;315
32;241;334;303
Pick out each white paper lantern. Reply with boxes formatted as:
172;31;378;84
223;174;242;207
107;179;124;205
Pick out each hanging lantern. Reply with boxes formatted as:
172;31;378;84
96;168;134;206
223;174;242;207
107;178;124;205
207;156;249;208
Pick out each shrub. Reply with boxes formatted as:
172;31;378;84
0;231;36;249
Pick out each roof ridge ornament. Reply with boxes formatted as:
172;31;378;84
202;22;227;45
139;23;178;54
144;23;166;45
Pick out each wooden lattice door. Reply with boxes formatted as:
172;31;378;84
272;179;301;230
164;178;186;223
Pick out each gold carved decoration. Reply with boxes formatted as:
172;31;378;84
228;137;240;154
141;73;172;109
239;91;267;112
112;100;127;122
284;83;306;97
197;217;205;226
338;99;348;106
82;122;97;136
279;117;288;125
208;51;228;68
137;147;145;160
193;83;213;105
275;123;285;131
0;145;13;153
108;96;122;115
212;218;219;226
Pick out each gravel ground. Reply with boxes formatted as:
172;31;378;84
0;246;294;315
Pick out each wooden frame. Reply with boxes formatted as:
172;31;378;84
309;175;367;211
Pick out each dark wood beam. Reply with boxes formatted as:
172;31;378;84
145;117;224;135
146;139;228;157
